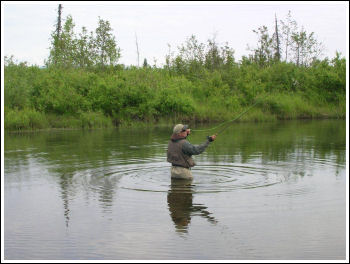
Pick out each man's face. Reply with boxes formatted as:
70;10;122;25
180;129;190;137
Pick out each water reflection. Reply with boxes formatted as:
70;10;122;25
167;178;217;234
58;173;72;227
55;166;122;227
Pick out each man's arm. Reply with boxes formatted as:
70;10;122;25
182;139;210;156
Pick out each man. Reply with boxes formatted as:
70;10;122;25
167;124;217;179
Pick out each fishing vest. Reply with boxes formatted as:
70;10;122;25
167;139;195;168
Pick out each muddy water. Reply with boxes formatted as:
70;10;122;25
4;120;347;260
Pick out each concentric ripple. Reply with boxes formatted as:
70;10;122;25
63;145;344;195
70;160;290;194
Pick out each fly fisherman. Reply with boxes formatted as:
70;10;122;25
167;124;217;179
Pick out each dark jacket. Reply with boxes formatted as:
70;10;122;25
167;134;210;168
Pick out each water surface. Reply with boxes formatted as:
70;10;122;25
4;120;347;260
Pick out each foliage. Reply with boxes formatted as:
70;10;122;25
4;52;345;130
46;14;120;69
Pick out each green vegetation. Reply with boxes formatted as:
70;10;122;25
4;8;346;130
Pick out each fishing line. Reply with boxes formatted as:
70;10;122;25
192;93;269;135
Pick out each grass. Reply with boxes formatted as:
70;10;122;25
5;109;113;131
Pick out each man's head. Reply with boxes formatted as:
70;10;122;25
173;124;190;137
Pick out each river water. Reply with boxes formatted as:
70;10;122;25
3;120;347;260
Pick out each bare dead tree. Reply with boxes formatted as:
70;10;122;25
274;13;281;61
135;32;140;67
56;4;63;39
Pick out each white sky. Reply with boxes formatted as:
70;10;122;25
2;1;349;66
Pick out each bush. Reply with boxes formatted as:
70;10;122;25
80;111;112;128
153;88;194;117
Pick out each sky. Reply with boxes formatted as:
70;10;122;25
2;1;349;67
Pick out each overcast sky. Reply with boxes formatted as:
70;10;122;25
2;1;349;67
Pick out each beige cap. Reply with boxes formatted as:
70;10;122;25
173;124;189;134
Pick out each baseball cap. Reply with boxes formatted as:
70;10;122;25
173;124;189;134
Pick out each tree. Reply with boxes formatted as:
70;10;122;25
75;26;95;68
56;4;63;40
220;43;235;70
178;34;205;65
172;34;206;77
47;14;76;68
205;33;223;71
94;17;121;67
165;43;174;72
291;27;323;67
280;11;298;62
47;4;63;66
251;25;274;67
273;14;281;61
135;32;140;67
248;11;324;67
143;58;148;68
204;33;235;72
166;34;235;76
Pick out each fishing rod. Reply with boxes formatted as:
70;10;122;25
192;93;269;136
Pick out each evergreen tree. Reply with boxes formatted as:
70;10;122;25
143;58;148;68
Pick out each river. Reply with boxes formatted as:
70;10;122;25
3;120;347;260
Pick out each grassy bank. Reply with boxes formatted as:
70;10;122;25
4;99;344;131
4;56;346;131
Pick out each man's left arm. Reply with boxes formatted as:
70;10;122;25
182;139;210;156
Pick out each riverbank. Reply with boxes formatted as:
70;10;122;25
4;103;345;131
4;55;346;131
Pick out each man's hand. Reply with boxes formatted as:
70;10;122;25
208;134;217;142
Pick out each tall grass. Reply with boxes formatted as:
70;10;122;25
5;108;113;130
